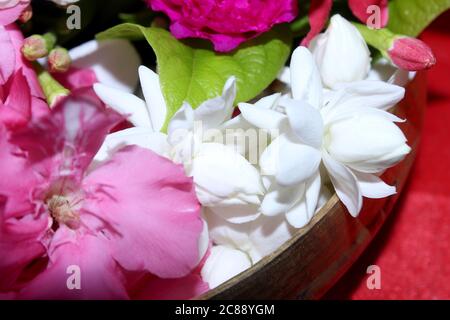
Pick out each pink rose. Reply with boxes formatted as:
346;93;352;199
146;0;298;52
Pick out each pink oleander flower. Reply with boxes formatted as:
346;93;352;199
302;0;389;46
0;89;204;299
0;0;30;26
146;0;298;52
0;24;47;129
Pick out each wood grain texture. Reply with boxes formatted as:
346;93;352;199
200;71;427;300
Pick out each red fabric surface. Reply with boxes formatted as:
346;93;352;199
325;11;450;300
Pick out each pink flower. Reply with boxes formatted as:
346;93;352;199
0;24;43;98
0;24;47;130
0;89;204;299
146;0;298;52
302;0;389;46
0;0;30;26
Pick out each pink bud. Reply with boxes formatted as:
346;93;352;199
388;37;436;71
21;35;48;61
48;48;71;73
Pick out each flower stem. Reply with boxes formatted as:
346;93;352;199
34;63;70;107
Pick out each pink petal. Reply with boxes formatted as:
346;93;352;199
18;232;129;300
11;88;123;179
82;146;203;278
0;126;39;218
5;24;44;98
0;197;48;291
0;25;15;85
0;1;29;26
30;97;50;122
131;273;209;300
348;0;389;28
301;0;333;46
0;69;31;130
53;67;98;91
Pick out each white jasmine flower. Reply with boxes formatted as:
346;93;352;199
309;14;372;88
94;67;263;224
240;46;410;224
201;245;252;289
204;210;296;264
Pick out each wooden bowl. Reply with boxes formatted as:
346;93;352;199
200;71;427;300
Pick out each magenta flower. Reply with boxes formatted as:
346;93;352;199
146;0;298;52
0;89;204;299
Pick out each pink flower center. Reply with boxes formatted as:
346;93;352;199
46;194;81;230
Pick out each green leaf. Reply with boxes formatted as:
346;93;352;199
97;23;292;131
388;0;450;36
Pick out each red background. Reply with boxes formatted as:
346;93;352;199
325;11;450;300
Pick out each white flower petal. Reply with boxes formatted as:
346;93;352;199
322;151;362;217
277;66;291;85
93;127;169;164
285;172;321;228
333;80;405;111
238;101;287;132
201;245;252;289
326;114;410;173
261;134;322;186
70;39;141;93
205;211;295;263
191;143;263;207
194;77;236;129
198;219;210;263
93;83;151;128
138;66;167;132
325;103;405;125
353;171;397;199
209;204;261;224
290;46;323;109
281;97;324;148
310;14;371;88
247;215;296;262
260;179;305;217
167;102;195;145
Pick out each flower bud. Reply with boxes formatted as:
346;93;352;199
21;35;48;61
388;37;436;71
48;47;72;73
21;33;56;61
309;14;371;88
326;114;411;173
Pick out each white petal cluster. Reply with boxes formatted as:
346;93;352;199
309;14;372;88
92;15;411;290
94;69;264;225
